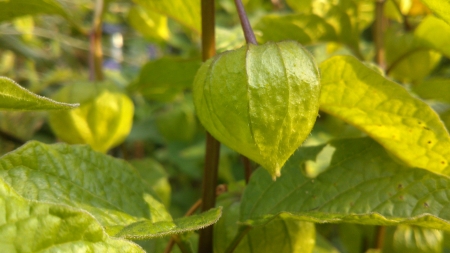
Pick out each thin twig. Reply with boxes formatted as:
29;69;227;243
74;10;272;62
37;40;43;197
374;0;388;69
241;156;252;184
0;130;25;145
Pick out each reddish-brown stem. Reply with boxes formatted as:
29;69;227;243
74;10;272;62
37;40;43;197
198;1;220;251
242;156;252;184
89;0;105;81
234;0;257;45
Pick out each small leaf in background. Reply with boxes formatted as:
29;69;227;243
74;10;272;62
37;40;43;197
0;179;144;253
414;15;450;58
128;6;169;42
194;41;320;179
133;0;201;34
0;77;78;111
130;158;171;207
383;225;443;253
420;0;450;26
313;233;341;253
240;137;450;230
116;207;222;240
0;141;156;229
49;89;134;153
254;14;338;44
319;55;450;174
131;57;201;102
0;0;68;23
0;111;45;140
155;97;197;142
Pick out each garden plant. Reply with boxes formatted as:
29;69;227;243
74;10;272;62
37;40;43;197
1;0;450;252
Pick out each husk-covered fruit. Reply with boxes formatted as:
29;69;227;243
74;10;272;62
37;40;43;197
193;41;320;179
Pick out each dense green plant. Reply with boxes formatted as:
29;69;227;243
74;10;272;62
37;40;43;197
1;0;450;252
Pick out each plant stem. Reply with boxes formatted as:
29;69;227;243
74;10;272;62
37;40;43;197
89;0;105;81
224;226;252;253
0;130;24;145
374;0;387;70
198;1;220;252
234;0;257;45
241;156;252;184
375;226;386;249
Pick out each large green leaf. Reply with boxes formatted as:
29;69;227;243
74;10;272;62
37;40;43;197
214;191;316;253
115;207;222;240
133;0;200;34
319;56;450;174
0;77;78;111
420;0;450;25
0;178;143;252
0;0;68;23
240;137;450;230
0;141;155;229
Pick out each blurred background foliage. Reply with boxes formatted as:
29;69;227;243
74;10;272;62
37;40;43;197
1;0;450;252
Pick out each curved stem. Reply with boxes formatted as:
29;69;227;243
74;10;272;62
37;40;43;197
234;0;257;45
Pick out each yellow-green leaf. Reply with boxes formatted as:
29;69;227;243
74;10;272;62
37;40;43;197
319;55;450;174
134;0;200;34
420;0;450;25
128;6;169;42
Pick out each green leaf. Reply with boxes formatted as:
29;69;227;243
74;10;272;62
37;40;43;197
0;141;155;229
240;137;450;230
383;17;450;82
128;6;169;42
131;57;201;102
215;193;316;253
383;225;443;253
0;0;68;23
319;56;450;174
420;0;450;25
0;77;78;111
134;0;201;34
49;90;134;153
0;178;143;252
115;207;222;240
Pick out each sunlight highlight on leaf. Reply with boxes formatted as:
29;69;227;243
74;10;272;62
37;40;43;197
320;56;450;174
